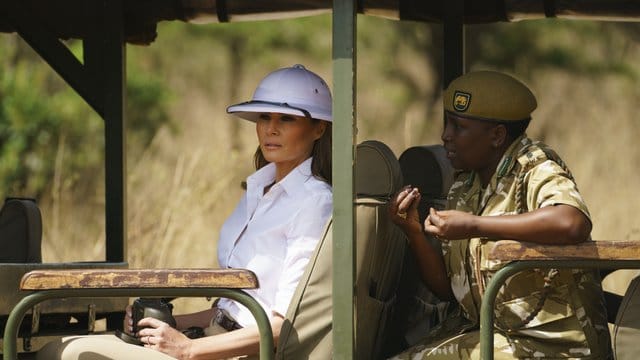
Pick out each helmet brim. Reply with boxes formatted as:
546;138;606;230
227;101;332;122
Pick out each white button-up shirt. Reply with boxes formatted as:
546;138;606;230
216;157;332;327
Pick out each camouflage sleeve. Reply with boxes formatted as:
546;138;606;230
525;160;591;220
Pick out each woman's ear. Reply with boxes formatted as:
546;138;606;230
314;121;328;140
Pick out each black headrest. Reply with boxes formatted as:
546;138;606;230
0;197;43;263
399;145;453;199
399;145;454;223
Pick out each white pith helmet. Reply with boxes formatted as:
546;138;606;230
227;64;332;122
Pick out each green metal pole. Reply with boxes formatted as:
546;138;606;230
3;288;274;360
101;0;127;263
443;0;465;88
332;0;356;359
9;0;127;262
480;259;640;360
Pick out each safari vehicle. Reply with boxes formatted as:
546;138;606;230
2;0;640;359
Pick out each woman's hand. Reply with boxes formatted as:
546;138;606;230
137;318;193;359
124;305;134;334
424;207;476;240
389;186;422;235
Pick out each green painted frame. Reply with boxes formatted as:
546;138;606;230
331;0;357;358
480;260;640;359
3;288;273;360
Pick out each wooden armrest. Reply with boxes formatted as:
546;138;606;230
20;269;258;291
488;240;640;262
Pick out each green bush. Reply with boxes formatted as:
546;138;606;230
0;38;172;198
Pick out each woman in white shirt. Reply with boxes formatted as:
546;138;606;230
38;64;333;360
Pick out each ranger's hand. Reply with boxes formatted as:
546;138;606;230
389;186;422;235
424;207;476;240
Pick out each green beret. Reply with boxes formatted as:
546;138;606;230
443;71;537;122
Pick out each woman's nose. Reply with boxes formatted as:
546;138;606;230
266;118;279;134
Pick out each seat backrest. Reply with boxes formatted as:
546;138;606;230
385;144;456;351
612;275;640;360
276;140;406;360
276;220;333;360
353;140;406;359
0;197;43;263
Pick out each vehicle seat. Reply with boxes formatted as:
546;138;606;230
0;197;43;263
276;140;406;359
398;145;454;224
385;144;456;351
612;275;640;360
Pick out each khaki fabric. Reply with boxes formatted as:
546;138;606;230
444;135;610;358
276;220;334;360
35;319;238;360
613;276;640;360
389;329;516;360
354;198;407;359
35;335;176;360
443;71;537;123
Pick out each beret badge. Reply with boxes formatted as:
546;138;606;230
453;91;471;112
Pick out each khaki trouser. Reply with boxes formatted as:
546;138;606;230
388;330;516;360
36;322;232;360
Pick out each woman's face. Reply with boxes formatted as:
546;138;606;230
441;113;499;172
256;112;326;179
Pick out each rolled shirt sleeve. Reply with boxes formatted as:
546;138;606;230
525;159;591;220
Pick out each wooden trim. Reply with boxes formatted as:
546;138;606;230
489;240;640;261
20;269;258;290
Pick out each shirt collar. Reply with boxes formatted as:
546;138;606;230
465;134;527;186
494;134;527;181
462;134;529;210
246;157;314;197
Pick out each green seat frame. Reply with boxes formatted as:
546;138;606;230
3;269;274;360
480;240;640;359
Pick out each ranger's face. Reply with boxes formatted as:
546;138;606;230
441;113;498;172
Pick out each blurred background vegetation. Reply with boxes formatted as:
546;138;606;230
1;15;640;298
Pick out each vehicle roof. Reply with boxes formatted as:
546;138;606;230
1;0;639;45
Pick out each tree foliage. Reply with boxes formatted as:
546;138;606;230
467;20;639;79
0;37;172;198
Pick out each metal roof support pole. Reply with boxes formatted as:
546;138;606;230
332;0;357;359
6;0;127;263
90;0;126;263
443;0;465;88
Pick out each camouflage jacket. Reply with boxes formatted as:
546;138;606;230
442;135;611;358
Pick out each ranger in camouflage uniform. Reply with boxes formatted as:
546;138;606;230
389;71;611;359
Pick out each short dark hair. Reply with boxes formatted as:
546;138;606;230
502;118;531;140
